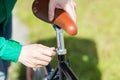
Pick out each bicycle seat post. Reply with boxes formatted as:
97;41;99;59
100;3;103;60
53;25;66;56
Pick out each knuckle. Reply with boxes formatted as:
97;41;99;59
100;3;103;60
33;63;37;67
46;62;49;66
48;53;52;56
44;62;49;66
32;60;37;66
33;53;37;58
48;57;52;62
49;58;52;62
32;64;37;68
49;52;54;56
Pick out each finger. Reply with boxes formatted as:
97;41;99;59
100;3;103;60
32;59;49;67
34;64;43;68
41;48;56;57
37;45;56;56
64;1;76;23
48;1;56;21
38;44;53;50
50;47;56;56
33;52;52;62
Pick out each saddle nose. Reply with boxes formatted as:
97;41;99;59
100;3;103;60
32;0;78;35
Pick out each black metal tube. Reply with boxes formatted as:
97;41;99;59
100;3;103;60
48;66;59;80
60;62;78;80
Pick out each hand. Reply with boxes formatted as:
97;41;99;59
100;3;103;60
48;0;76;23
18;44;56;68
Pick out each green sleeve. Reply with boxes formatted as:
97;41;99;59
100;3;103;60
0;37;22;62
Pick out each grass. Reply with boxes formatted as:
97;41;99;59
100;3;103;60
8;0;120;80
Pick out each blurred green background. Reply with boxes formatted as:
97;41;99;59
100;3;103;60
8;0;120;80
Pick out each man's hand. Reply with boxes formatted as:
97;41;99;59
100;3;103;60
18;44;56;68
48;0;76;23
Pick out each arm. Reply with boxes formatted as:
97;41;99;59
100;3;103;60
0;37;55;68
0;37;22;62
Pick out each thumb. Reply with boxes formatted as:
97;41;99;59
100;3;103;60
48;2;55;21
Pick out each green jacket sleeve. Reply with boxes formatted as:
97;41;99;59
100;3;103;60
0;37;22;62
